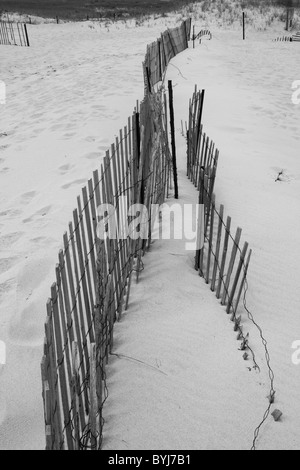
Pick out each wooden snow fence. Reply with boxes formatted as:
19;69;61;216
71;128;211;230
273;32;300;42
0;21;30;46
191;29;212;47
187;86;252;323
41;91;173;450
143;18;191;93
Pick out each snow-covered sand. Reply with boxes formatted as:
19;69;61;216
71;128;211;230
1;10;300;450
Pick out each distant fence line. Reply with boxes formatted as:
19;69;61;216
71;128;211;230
273;35;293;41
0;21;30;46
191;29;212;48
273;31;300;42
143;18;191;92
187;87;252;347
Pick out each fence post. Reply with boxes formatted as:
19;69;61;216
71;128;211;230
24;24;30;47
168;80;178;199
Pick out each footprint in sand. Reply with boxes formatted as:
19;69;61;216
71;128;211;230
63;132;76;139
0;278;15;301
8;256;52;346
57;163;74;175
0;257;19;275
50;123;62;132
0;208;22;219
22;205;52;224
30;112;44;120
62;178;87;190
0;232;23;250
32;127;45;137
85;152;100;160
20;191;36;205
85;136;96;143
29;235;56;248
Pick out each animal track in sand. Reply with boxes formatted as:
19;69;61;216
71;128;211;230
62;178;87;190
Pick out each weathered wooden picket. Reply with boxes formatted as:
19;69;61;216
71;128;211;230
0;20;30;46
187;87;252;332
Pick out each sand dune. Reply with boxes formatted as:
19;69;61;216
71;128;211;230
1;13;300;450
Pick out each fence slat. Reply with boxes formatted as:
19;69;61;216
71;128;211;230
216;216;231;299
234;249;252;314
221;227;242;306
226;241;249;314
50;283;74;450
211;204;224;292
205;193;215;284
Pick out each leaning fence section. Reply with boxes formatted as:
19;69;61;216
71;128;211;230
41;89;173;450
0;21;30;46
186;87;252;349
143;18;191;93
